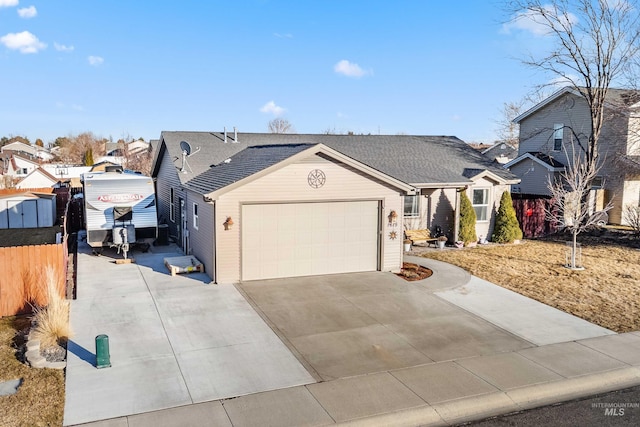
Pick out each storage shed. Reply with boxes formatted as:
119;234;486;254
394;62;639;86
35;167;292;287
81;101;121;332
0;191;57;229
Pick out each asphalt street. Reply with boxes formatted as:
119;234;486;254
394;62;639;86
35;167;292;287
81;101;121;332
466;386;640;426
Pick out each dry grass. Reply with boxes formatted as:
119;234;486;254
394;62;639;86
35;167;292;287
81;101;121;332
31;268;72;348
0;316;65;427
421;239;640;333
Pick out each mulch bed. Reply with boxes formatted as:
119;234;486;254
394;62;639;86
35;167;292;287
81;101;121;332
396;262;433;281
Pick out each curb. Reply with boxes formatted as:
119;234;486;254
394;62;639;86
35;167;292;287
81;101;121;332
334;367;640;426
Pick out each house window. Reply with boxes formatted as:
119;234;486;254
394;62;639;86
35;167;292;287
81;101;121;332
169;188;175;222
404;195;420;217
472;188;489;221
591;176;603;189
553;124;563;151
193;202;199;230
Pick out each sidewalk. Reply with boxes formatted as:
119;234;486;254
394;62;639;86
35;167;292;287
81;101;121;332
75;332;640;426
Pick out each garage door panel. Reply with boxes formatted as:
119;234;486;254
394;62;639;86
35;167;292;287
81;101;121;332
242;201;379;281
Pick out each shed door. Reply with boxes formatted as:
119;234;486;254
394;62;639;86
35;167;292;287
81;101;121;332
242;201;380;281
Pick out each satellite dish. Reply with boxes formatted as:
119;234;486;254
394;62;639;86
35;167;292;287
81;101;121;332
180;140;192;155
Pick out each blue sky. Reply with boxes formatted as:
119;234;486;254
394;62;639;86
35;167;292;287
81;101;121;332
1;1;549;145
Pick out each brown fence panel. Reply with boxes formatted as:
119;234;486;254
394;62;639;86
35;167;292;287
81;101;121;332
512;195;557;238
0;244;66;317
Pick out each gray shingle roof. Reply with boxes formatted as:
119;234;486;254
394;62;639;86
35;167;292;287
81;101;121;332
154;131;519;194
528;152;565;168
185;144;315;194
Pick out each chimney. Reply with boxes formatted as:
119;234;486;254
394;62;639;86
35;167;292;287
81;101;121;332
224;127;227;143
233;127;238;143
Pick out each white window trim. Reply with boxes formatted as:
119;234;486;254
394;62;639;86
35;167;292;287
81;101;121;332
472;188;490;222
193;202;199;230
169;187;175;222
404;194;420;218
553;123;563;151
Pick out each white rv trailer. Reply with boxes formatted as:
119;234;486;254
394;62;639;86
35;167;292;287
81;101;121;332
82;170;157;250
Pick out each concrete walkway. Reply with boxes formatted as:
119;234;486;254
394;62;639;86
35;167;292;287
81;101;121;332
67;253;640;426
63;241;314;426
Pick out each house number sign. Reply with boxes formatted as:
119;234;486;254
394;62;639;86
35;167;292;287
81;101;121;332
308;169;326;188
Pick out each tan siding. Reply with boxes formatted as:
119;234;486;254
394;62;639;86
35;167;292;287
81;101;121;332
215;155;402;283
403;188;457;241
628;114;640;155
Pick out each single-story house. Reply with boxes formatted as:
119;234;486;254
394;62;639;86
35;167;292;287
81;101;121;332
151;131;520;283
16;167;60;189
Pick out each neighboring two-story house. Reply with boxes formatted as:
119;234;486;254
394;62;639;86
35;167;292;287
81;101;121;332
506;86;640;225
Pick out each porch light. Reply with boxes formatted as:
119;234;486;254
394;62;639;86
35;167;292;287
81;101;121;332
223;216;234;230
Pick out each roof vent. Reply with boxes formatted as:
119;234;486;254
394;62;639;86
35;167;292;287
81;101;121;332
224;127;227;143
233;127;239;143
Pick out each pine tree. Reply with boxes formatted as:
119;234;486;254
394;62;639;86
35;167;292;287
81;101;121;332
459;192;477;245
492;191;523;243
83;148;94;166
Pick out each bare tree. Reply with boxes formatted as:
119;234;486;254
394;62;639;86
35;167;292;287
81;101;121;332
55;132;106;165
495;101;525;146
268;118;295;134
622;204;640;235
506;0;640;169
545;143;613;268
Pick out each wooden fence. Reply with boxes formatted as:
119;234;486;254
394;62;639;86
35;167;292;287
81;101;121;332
0;186;74;317
512;194;558;238
0;243;67;317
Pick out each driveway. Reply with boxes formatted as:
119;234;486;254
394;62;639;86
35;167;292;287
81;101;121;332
239;257;613;382
63;241;314;426
239;269;534;381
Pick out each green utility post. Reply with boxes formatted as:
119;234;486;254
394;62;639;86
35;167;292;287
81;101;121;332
95;334;111;369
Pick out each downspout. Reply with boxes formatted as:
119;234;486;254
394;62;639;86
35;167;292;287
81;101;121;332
206;198;217;284
454;188;462;242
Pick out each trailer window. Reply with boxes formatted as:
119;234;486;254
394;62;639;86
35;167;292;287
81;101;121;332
193;202;199;230
170;188;175;222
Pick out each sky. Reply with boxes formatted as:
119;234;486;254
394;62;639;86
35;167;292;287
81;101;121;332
0;1;554;145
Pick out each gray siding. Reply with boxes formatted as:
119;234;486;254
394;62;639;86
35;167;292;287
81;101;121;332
155;146;185;241
185;188;215;279
510;161;553;196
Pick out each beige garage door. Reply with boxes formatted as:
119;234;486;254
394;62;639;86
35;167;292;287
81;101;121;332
242;201;380;281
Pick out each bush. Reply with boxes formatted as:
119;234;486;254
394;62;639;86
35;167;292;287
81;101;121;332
459;192;477;245
31;267;72;348
623;204;640;235
492;191;523;243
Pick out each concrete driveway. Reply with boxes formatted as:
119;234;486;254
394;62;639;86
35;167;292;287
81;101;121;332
239;257;613;382
63;241;314;426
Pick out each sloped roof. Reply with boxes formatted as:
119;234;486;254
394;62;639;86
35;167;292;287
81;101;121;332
154;132;519;192
504;152;565;171
514;86;640;123
186;144;314;194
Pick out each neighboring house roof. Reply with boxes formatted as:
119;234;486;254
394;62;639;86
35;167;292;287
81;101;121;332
481;143;518;164
153;132;519;191
504;152;565;171
1;141;38;156
514;86;640;124
16;167;59;188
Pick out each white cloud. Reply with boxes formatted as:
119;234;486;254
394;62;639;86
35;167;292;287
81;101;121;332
0;0;19;8
0;31;46;53
502;7;578;36
18;5;37;18
274;33;293;38
71;104;84;111
334;59;370;78
260;100;285;116
88;55;104;66
54;42;74;52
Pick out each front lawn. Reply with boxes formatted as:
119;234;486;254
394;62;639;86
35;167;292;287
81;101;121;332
0;316;65;427
421;239;640;333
